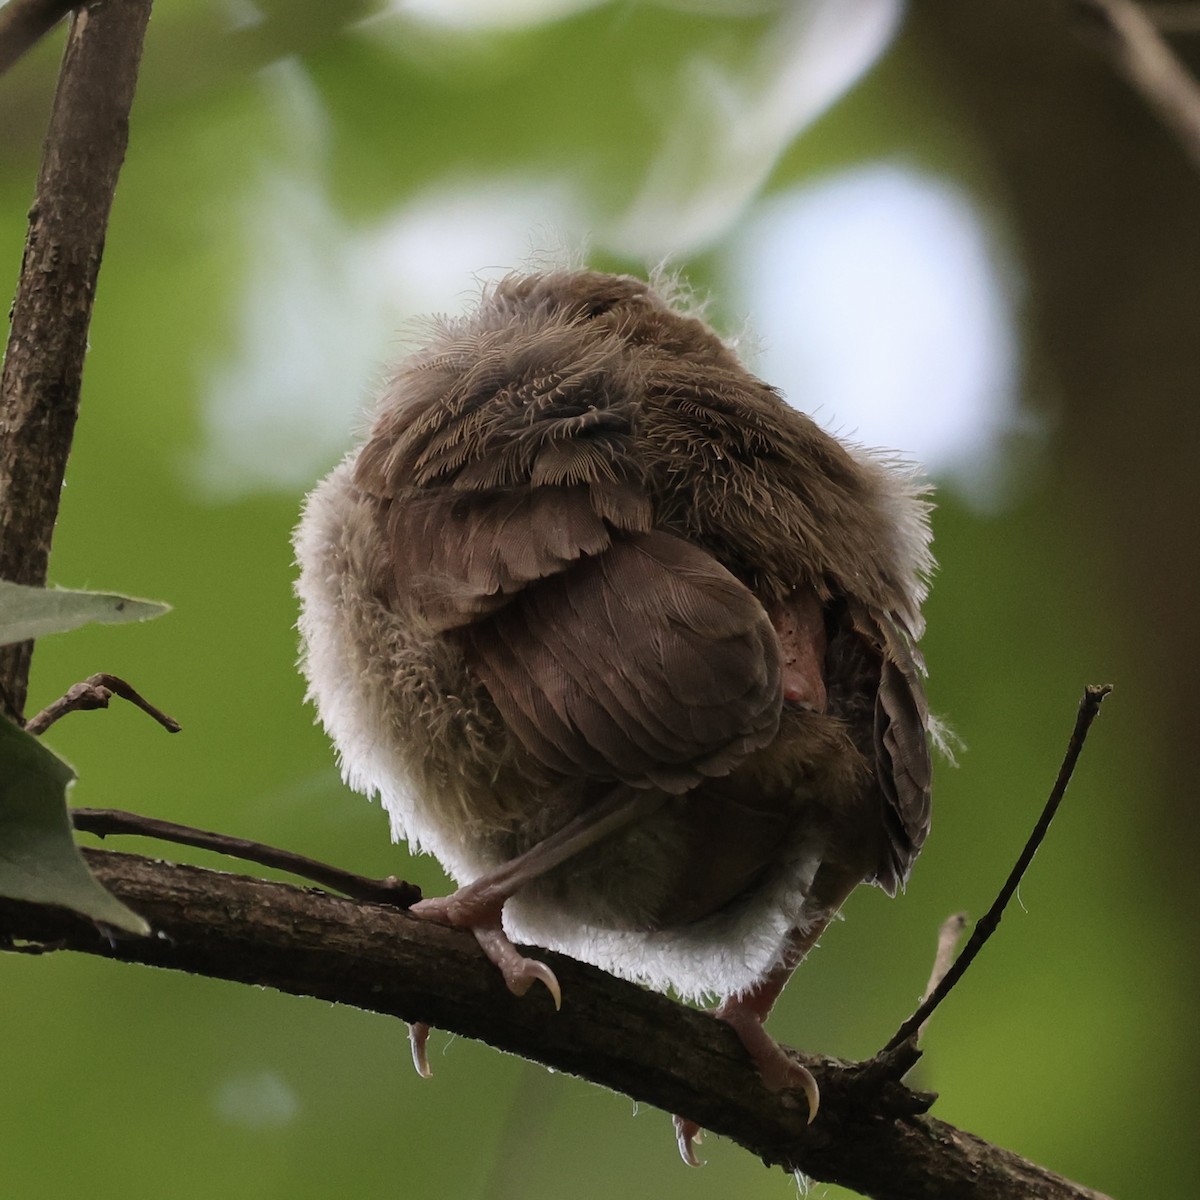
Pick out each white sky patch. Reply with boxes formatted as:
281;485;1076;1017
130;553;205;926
213;1070;299;1129
728;166;1021;503
393;0;604;30
608;0;903;258
194;152;581;493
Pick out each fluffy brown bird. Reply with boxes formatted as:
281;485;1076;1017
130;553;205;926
294;269;934;1162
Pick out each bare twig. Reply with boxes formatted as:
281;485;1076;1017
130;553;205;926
884;685;1112;1053
69;807;422;908
1074;0;1200;168
0;0;77;75
0;0;153;721
0;849;1114;1200
25;673;181;735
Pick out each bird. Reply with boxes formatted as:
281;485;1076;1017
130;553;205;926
293;268;934;1163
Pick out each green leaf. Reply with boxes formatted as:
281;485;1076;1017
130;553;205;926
0;580;169;647
0;718;149;936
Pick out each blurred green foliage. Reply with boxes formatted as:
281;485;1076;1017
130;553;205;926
1;3;1191;1198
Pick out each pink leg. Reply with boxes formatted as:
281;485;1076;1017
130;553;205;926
674;906;840;1166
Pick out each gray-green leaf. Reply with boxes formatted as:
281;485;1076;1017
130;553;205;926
0;580;169;647
0;718;150;935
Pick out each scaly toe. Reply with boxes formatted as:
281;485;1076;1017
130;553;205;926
474;925;562;1008
717;1004;820;1122
747;1044;819;1122
408;894;562;1008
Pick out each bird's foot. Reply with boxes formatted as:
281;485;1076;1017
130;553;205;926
717;996;820;1118
404;789;658;1018
672;998;819;1166
404;895;560;1079
410;893;562;1008
472;920;562;1006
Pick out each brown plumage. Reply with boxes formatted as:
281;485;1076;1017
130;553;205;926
294;269;934;1158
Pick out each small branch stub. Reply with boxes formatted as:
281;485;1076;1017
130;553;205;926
25;673;181;736
919;911;969;1043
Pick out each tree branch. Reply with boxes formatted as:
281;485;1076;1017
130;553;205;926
69;806;423;908
0;850;1110;1200
0;0;152;721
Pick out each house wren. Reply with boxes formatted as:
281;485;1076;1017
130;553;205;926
294;269;934;1161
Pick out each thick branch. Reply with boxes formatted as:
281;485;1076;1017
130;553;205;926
0;0;152;720
0;850;1110;1200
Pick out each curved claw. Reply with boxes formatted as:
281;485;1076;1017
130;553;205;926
408;1021;433;1079
505;955;562;1010
788;1062;820;1125
409;896;563;1009
749;1045;820;1123
474;924;562;1009
672;1115;703;1167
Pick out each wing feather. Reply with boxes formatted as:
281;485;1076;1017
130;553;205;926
849;604;932;893
468;531;782;793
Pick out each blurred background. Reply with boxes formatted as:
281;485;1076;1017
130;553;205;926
2;1;1197;1196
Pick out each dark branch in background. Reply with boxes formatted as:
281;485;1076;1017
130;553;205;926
1073;0;1200;169
70;807;423;908
885;685;1111;1052
0;0;152;721
0;0;78;75
0;851;1112;1200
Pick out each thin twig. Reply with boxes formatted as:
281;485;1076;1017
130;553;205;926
0;0;77;75
25;673;181;735
69;807;423;908
1074;0;1200;169
883;684;1112;1053
0;0;154;721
